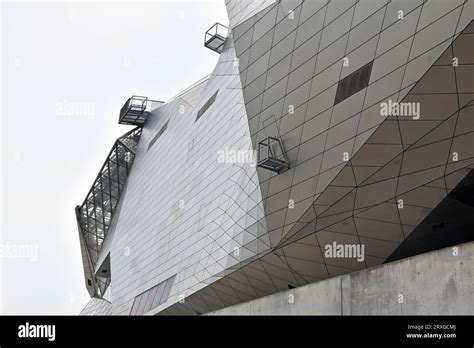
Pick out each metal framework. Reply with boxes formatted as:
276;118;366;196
257;136;290;173
76;127;142;296
204;22;227;53
119;96;149;125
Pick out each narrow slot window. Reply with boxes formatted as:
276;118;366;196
196;90;218;122
148;120;169;151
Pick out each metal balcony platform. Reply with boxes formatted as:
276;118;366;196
205;23;228;53
257;137;290;174
119;95;149;126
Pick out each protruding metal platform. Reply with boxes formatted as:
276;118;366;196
204;23;228;53
257;136;290;174
119;96;149;126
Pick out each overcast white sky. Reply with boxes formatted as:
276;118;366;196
0;0;228;314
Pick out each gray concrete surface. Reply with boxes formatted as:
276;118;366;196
209;242;474;315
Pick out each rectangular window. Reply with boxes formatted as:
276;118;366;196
148;120;169;151
129;275;176;315
130;293;143;315
334;61;373;105
196;90;218;122
150;282;166;309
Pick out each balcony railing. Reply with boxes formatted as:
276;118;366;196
204;22;228;53
119;95;149;125
257;137;290;174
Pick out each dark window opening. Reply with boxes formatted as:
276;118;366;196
148;120;169;151
196;90;218;122
334;61;373;105
432;222;445;231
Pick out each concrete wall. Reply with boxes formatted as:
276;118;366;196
209;242;474;315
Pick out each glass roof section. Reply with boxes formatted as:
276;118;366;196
75;126;142;296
